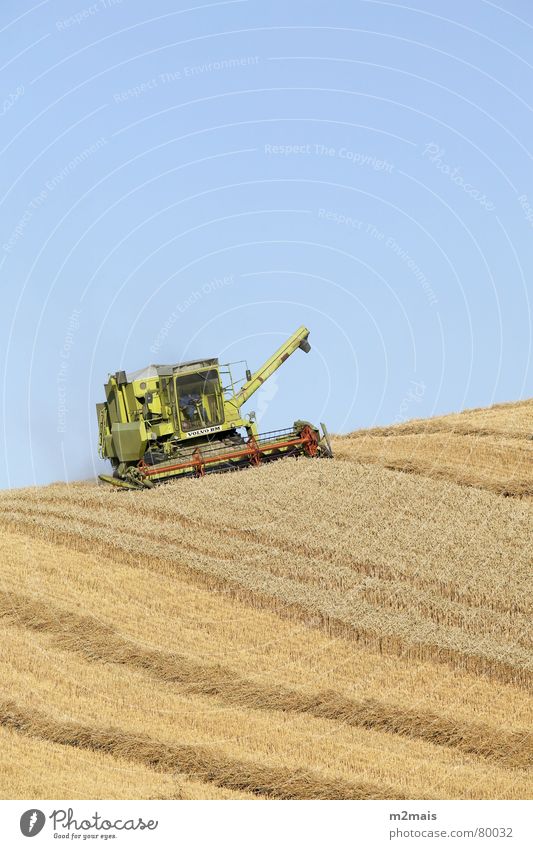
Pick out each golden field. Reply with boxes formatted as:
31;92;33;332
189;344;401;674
336;397;533;496
0;399;531;799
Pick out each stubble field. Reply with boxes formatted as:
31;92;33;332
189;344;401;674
0;400;531;799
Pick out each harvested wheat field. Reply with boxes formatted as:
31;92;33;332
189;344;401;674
0;399;532;800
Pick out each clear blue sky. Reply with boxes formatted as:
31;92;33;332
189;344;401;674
1;0;532;488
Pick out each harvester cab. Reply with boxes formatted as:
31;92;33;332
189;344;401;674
97;325;332;488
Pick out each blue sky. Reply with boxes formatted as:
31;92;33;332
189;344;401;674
1;0;532;487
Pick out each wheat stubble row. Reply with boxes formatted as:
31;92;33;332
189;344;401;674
0;621;530;800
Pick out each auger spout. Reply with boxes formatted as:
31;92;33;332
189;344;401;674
225;326;311;418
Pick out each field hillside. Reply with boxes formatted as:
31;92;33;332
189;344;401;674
0;399;532;800
337;397;533;496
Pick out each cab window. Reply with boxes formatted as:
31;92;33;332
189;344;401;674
175;370;224;431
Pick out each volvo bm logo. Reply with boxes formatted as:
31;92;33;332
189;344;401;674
20;809;46;837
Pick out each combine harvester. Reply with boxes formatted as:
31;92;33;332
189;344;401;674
97;326;332;488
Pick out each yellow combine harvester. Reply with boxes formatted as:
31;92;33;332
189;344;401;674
97;326;332;488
